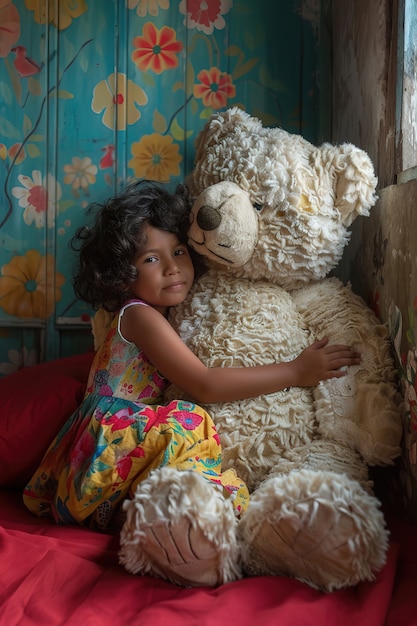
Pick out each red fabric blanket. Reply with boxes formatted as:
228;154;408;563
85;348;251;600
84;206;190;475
0;491;416;626
1;354;416;625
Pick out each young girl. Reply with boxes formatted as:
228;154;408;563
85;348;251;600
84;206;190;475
23;180;360;531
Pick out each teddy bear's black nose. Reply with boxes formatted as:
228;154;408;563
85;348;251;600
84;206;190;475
196;205;222;231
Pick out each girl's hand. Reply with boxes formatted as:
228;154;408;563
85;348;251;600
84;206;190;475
292;336;361;387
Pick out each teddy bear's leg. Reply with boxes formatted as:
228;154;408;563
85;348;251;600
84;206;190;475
238;469;388;592
119;466;241;587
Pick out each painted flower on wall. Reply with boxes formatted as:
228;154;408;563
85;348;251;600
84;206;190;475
24;0;87;30
63;156;98;194
128;0;169;17
179;0;232;35
0;346;37;375
11;170;61;228
193;67;236;109
129;133;182;182
0;0;20;57
131;22;182;74
92;72;148;131
0;250;65;319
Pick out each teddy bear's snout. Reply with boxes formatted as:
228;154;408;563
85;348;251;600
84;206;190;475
196;205;222;231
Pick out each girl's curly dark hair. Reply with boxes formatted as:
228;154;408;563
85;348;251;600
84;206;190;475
71;180;192;312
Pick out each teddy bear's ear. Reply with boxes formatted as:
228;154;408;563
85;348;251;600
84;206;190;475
187;108;260;199
194;109;236;160
332;144;378;226
193;107;260;164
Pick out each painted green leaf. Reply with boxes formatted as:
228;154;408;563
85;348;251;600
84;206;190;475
233;57;260;80
23;114;32;135
57;90;74;99
259;64;286;92
4;57;22;105
225;45;242;57
200;107;213;119
171;117;193;141
191;98;198;114
173;81;185;93
79;50;89;73
0;81;12;106
63;35;75;63
0;117;21;140
28;77;42;97
186;61;195;93
58;199;76;214
26;143;41;158
153;110;167;134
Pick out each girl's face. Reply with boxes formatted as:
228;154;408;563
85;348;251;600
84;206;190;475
129;224;194;314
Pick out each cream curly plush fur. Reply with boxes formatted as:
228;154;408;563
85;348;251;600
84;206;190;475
119;107;402;592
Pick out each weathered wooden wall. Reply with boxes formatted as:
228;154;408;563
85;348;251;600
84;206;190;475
332;0;417;520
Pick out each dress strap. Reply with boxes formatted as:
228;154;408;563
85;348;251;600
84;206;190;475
118;299;149;343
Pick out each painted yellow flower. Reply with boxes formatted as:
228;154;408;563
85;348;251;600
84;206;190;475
92;72;148;131
129;133;182;182
128;0;169;17
63;156;97;193
0;250;65;319
24;0;87;30
193;67;236;109
132;22;182;74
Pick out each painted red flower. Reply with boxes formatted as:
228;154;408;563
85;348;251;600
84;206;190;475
131;22;182;74
180;0;232;35
193;67;236;109
0;1;20;57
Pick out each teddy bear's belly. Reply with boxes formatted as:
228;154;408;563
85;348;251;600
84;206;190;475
171;271;318;487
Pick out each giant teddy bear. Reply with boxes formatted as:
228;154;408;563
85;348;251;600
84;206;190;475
119;107;402;592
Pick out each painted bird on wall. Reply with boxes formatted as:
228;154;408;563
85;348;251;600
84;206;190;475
99;144;115;169
11;46;43;77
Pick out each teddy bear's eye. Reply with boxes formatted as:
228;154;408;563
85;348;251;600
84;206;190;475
253;203;263;211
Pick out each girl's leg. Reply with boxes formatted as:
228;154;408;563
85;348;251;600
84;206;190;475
130;399;249;514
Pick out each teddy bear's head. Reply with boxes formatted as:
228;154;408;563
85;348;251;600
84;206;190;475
187;107;378;289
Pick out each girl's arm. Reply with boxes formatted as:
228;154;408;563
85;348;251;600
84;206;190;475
121;305;361;404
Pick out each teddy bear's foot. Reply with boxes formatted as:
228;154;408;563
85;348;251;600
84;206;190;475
119;467;241;587
238;469;389;592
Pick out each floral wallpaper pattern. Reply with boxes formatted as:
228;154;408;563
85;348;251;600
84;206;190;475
0;0;321;371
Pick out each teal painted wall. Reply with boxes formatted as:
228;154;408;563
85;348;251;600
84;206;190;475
0;0;327;374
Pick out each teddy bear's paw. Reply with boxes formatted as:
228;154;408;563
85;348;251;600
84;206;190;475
119;467;241;587
238;469;389;592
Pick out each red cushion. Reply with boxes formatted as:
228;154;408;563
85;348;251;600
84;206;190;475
0;352;94;489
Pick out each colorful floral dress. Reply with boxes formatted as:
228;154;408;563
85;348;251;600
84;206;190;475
23;300;249;529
